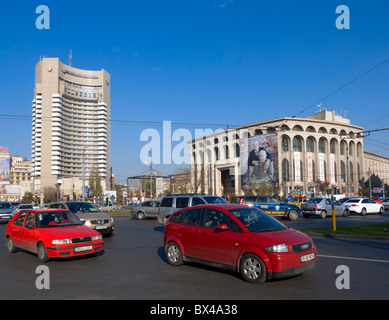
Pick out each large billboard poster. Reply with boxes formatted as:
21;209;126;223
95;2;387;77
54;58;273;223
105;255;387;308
0;156;10;185
240;133;278;189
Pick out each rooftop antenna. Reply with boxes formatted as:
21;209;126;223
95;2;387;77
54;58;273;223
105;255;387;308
69;49;72;67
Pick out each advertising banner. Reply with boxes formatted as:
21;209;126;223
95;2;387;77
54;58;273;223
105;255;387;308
0;156;10;185
240;133;278;188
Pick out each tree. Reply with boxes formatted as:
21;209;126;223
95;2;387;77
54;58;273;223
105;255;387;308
89;165;103;198
43;187;57;203
170;167;192;194
22;191;34;204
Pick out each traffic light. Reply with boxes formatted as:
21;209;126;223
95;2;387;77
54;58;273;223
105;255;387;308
326;180;330;187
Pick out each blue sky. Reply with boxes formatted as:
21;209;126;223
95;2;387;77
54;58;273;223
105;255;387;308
1;0;389;183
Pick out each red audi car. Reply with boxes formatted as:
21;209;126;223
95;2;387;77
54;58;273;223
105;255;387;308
164;204;317;283
6;209;104;262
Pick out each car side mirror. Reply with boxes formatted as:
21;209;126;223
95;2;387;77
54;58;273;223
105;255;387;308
216;224;229;231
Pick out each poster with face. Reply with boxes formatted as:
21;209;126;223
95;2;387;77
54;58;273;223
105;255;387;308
240;133;278;187
0;156;10;185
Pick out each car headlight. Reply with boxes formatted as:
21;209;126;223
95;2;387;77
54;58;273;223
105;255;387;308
92;235;102;241
265;243;289;252
81;219;91;226
52;239;70;245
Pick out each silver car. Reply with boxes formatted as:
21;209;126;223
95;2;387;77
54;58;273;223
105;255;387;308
380;198;389;211
301;198;348;218
158;195;228;225
0;201;14;223
131;200;161;220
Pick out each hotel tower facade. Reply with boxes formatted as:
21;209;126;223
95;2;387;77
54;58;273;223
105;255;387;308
32;58;111;200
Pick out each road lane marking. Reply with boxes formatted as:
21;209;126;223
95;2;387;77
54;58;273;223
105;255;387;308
318;254;389;264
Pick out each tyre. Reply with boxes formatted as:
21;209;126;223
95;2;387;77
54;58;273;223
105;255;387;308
378;207;384;215
240;254;267;284
137;211;145;220
342;209;348;217
288;210;299;221
360;208;367;216
6;237;17;254
320;210;327;219
37;243;50;263
165;242;183;266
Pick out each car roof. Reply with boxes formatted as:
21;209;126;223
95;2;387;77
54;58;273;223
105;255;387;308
17;209;70;213
186;204;245;210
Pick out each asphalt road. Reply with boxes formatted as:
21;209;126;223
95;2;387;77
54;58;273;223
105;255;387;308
0;213;388;300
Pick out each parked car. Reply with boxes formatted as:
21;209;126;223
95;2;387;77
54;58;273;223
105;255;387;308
164;204;317;283
47;202;115;237
101;203;117;212
241;196;301;221
301;198;348;218
6;209;104;262
157;194;228;225
0;201;14;223
11;204;34;217
343;198;384;215
338;197;351;204
380;198;389;211
131;200;161;220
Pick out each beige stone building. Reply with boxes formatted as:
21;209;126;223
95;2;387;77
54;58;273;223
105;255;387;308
32;58;111;200
10;156;32;185
189;110;388;197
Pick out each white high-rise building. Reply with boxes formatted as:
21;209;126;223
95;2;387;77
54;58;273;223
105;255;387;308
32;58;111;199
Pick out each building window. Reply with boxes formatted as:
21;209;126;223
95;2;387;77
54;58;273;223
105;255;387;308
341;161;346;182
282;136;289;152
319;138;326;153
330;139;336;154
215;147;219;161
306;137;314;153
293;137;302;152
350;162;354;182
235;143;240;158
282;159;289;182
340;141;346;155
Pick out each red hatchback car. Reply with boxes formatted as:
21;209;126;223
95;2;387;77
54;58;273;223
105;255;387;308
6;209;104;262
164;204;317;283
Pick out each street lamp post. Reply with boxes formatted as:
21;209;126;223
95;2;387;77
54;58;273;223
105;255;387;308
82;146;89;201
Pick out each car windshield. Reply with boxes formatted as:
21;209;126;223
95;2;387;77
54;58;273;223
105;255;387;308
345;199;360;203
0;203;11;209
37;211;82;228
203;196;228;204
19;205;33;209
228;207;287;233
243;196;257;203
305;198;323;204
66;202;100;213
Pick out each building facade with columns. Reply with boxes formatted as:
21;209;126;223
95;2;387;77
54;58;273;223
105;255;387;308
189;110;378;197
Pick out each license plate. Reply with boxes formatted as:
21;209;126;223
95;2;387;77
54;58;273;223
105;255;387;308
300;253;315;263
75;245;92;252
95;225;107;230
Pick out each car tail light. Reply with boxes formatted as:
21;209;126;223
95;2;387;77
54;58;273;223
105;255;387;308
351;204;359;207
314;204;317;210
